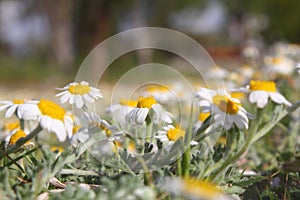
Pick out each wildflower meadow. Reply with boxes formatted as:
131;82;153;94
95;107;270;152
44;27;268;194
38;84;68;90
0;28;300;200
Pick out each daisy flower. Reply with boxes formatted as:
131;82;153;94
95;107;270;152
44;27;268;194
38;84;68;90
194;111;211;130
115;141;136;154
56;81;103;108
106;99;138;125
1;121;32;146
156;125;185;143
248;80;291;108
0;99;37;118
162;177;229;200
18;99;73;142
78;112;123;142
264;56;295;75
205;66;229;80
142;85;174;104
156;125;198;146
8;129;33;146
127;96;172;125
196;88;249;130
1;121;20;142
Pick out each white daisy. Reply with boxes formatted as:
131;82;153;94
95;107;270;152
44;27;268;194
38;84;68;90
204;66;229;80
156;125;185;143
1;121;20;142
7;129;33;146
0;99;37;118
162;177;229;200
264;55;295;75
194;111;211;130
78;112;123;141
127;96;172;125
17;99;73;142
1;121;32;147
106;99;138;126
242;45;260;59
196;88;249;130
56;81;103;108
142;85;174;104
247;80;291;108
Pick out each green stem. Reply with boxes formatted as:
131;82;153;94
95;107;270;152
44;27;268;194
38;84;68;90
0;125;43;160
182;149;190;177
177;157;182;176
208;109;262;182
181;102;194;177
20;119;25;130
146;121;153;143
207;101;300;182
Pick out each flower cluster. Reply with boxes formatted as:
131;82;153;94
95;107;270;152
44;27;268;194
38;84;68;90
0;41;299;199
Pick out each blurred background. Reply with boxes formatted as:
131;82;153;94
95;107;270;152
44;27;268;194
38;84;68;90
0;0;300;99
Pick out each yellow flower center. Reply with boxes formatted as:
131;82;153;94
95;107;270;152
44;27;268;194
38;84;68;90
137;96;157;109
249;80;276;92
119;99;138;107
68;84;91;95
217;136;227;145
98;123;111;137
51;146;64;154
13;99;25;104
73;125;81;134
38;99;66;121
198;112;210;122
9;129;27;145
213;95;240;114
146;85;169;92
4;121;20;131
272;57;283;65
230;92;245;100
182;177;222;199
167;127;185;141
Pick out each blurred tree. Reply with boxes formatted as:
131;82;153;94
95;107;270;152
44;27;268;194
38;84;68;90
224;0;300;43
36;0;74;72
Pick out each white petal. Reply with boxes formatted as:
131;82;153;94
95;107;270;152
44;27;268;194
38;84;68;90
17;104;40;120
69;95;75;104
5;105;18;118
0;103;12;112
269;92;292;107
64;116;74;138
76;95;84;108
60;92;72;103
195;88;214;101
162;111;173;123
199;100;211;108
249;91;269;108
55;90;69;97
136;108;149;124
52;120;67;142
151;104;163;122
83;94;95;103
80;81;89;85
224;115;233;130
106;104;122;113
40;116;53;131
91;88;103;98
233;114;248;130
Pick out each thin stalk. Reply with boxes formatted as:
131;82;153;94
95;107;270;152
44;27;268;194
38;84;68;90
208;100;300;182
0;125;43;160
181;102;194;177
208;108;262;182
20;119;25;130
146;121;153;143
